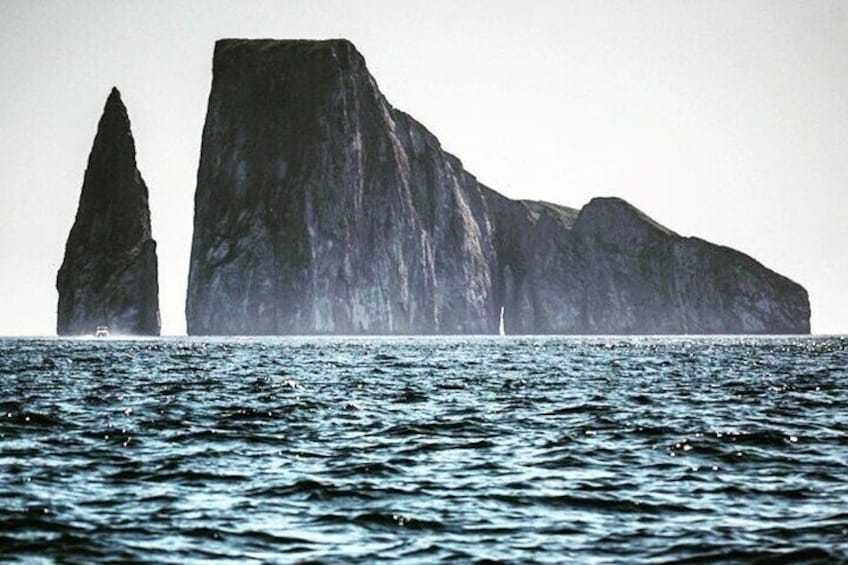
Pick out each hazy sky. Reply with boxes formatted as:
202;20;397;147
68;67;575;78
1;0;846;335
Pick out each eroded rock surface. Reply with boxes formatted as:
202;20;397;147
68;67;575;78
186;39;809;335
497;197;810;334
57;88;160;336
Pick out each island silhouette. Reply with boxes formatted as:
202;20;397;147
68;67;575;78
58;39;810;336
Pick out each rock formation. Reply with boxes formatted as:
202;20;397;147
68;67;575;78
57;88;160;336
492;196;810;334
186;39;810;335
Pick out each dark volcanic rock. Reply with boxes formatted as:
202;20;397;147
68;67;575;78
57;88;160;336
186;39;810;335
187;39;497;334
497;197;810;334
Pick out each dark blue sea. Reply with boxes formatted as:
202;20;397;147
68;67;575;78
1;336;847;563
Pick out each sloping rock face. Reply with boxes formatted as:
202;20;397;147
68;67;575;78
57;88;160;336
496;197;810;334
186;39;810;335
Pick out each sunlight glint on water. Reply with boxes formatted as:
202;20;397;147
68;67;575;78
1;336;847;562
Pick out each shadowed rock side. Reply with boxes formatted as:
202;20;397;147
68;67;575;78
57;88;160;336
187;39;497;334
494;197;810;334
186;39;810;335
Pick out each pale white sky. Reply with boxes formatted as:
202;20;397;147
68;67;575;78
1;0;846;335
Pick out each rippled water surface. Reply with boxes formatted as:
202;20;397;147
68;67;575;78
1;336;847;563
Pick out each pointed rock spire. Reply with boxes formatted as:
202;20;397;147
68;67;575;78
57;87;160;336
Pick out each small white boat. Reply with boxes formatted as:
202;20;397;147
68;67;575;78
94;326;110;338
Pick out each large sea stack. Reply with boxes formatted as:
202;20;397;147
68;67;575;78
57;88;160;336
186;39;810;335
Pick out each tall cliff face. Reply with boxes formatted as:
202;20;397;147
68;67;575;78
57;88;160;336
187;40;498;334
187;39;810;335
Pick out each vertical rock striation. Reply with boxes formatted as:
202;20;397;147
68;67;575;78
57;88;160;336
186;39;810;335
187;39;497;334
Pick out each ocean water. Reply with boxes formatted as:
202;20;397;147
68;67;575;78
1;336;847;563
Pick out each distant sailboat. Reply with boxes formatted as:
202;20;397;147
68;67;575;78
499;306;506;336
